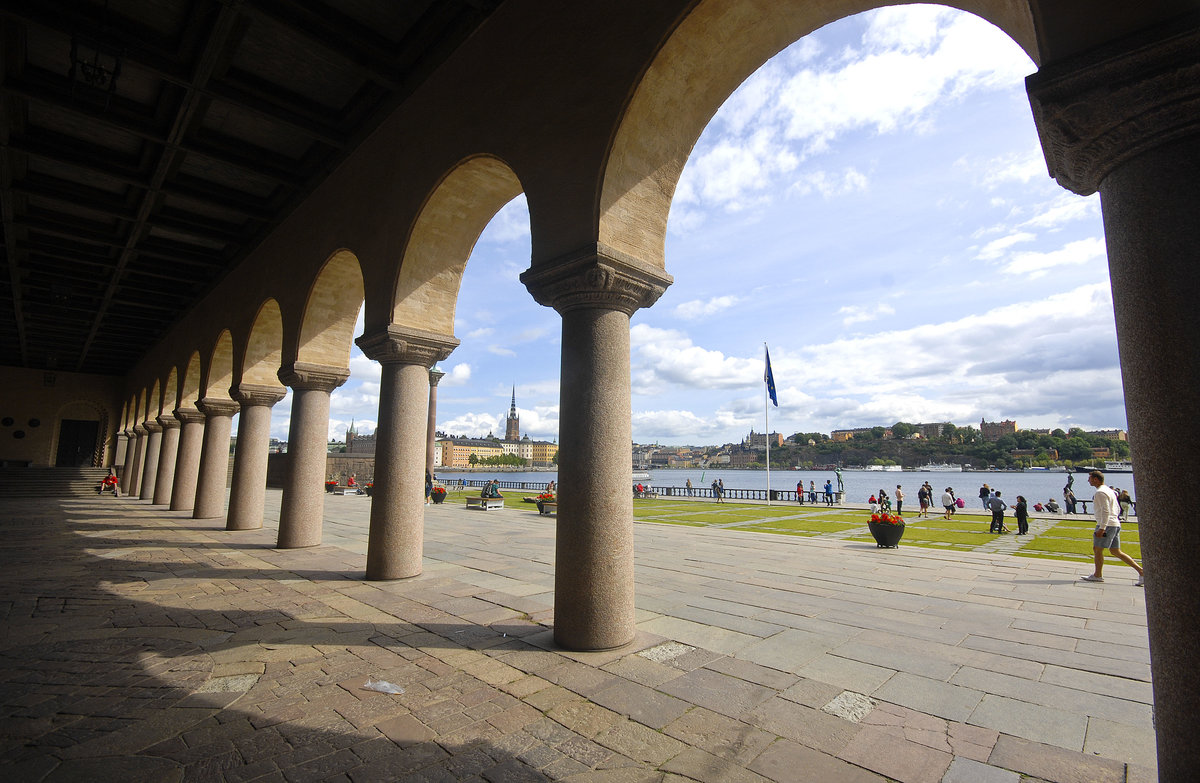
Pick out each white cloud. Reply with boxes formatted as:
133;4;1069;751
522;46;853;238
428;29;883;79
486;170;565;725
439;363;472;386
481;195;530;243
977;231;1036;261
673;295;743;320
1000;237;1106;278
487;345;517;357
466;327;494;339
630;325;761;392
789;168;869;199
980;148;1046;187
839;303;895;326
1021;194;1099;230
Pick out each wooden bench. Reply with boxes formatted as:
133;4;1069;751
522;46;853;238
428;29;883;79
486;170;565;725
465;496;504;510
538;501;557;515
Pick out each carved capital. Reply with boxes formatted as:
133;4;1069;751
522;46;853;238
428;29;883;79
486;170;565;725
278;361;350;392
143;420;163;434
132;424;148;436
233;383;288;408
356;326;459;367
174;406;204;425
197;397;240;418
429;368;445;387
1027;23;1200;195
156;415;181;430
520;244;673;315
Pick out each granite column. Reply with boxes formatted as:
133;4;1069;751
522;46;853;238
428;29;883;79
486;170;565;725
152;416;181;505
126;424;146;498
522;248;671;650
357;328;458;580
277;363;348;548
1028;25;1200;780
193;398;239;519
226;385;287;531
138;421;163;500
169;407;205;512
426;368;444;479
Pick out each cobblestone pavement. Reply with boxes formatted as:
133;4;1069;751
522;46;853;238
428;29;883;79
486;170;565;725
0;492;1154;782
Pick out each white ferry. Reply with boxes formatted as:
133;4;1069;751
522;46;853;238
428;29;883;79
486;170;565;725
1104;460;1133;473
918;462;962;472
866;464;902;471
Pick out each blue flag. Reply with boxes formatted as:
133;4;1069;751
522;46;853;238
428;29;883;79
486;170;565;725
764;346;778;407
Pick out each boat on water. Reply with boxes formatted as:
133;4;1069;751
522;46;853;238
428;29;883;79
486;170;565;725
866;465;902;471
1104;460;1133;473
919;462;962;472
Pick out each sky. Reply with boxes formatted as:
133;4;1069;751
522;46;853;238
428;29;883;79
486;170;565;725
264;5;1126;448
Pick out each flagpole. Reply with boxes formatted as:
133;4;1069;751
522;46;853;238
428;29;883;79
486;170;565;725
764;342;771;506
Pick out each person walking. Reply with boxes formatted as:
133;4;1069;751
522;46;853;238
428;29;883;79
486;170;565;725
894;485;904;516
1080;470;1144;585
824;479;834;506
1014;495;1029;535
941;488;955;519
796;480;804;504
808;481;817;504
989;490;1009;533
718;478;725;503
916;484;929;518
685;478;693;497
979;484;991;510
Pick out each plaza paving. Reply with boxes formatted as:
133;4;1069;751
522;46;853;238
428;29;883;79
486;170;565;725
0;491;1155;782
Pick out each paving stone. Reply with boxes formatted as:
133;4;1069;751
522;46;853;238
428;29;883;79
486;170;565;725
655;667;777;719
661;707;775;764
968;695;1087;751
744;696;861;756
837;724;953;783
872;672;985;722
940;756;1019;783
588;679;690;730
660;747;772;782
987;734;1126;783
748;737;885;783
592;719;686;765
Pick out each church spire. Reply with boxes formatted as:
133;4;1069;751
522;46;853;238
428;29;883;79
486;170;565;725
505;386;520;441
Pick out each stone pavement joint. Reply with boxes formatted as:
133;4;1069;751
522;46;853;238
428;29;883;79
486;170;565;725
0;493;1155;782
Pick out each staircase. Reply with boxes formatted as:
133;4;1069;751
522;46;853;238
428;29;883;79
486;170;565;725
0;467;113;498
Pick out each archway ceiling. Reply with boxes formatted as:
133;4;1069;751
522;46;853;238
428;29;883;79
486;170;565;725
0;0;503;376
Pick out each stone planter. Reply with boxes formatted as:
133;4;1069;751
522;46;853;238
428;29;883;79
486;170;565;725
868;521;905;548
431;492;446;504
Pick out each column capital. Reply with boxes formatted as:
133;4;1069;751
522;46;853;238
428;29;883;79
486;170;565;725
278;361;350;392
197;397;241;418
143;420;163;434
429;368;445;387
1027;22;1200;196
520;243;673;315
233;383;288;408
356;326;459;367
157;414;181;430
132;423;148;436
174;406;205;425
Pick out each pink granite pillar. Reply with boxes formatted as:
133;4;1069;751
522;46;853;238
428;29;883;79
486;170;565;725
125;424;146;498
138;421;163;500
169;407;205;512
226;385;286;531
277;363;348;548
152;416;180;505
522;248;671;651
357;328;458;580
193;398;239;519
1028;26;1200;779
426;368;444;480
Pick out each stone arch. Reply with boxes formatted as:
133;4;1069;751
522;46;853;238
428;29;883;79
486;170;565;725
136;388;149;424
244;300;286;388
391;156;525;335
180;352;202;409
598;0;1039;268
298;251;364;368
148;380;162;419
205;331;235;401
162;367;179;414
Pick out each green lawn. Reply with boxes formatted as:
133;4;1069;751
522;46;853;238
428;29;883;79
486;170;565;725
622;497;1145;564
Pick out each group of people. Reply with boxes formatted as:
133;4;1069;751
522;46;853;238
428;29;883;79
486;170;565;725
794;479;836;505
480;479;504;498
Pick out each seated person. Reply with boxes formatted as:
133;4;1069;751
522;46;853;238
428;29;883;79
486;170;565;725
347;475;357;486
1033;503;1044;512
481;480;502;498
1045;498;1061;513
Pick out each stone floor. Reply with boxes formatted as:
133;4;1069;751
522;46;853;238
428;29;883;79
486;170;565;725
0;491;1155;782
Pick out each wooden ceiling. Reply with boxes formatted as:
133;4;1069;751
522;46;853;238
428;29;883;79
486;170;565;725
0;0;502;375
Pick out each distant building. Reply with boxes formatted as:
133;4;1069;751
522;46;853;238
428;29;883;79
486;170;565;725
915;422;950;439
529;440;557;466
1088;429;1128;442
501;436;533;462
744;430;784;449
346;422;377;454
438;438;503;467
980;418;1017;442
505;387;520;442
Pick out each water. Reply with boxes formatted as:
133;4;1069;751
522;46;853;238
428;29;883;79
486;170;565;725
434;467;1136;503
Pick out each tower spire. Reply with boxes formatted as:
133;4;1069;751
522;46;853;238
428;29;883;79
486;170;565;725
505;385;520;441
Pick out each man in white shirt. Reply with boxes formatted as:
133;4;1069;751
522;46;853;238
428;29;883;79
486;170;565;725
1080;470;1144;585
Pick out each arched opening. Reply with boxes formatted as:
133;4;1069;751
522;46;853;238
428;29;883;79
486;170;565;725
205;331;235;401
298;251;364;369
244;300;286;388
180;353;202;410
162;367;179;415
54;400;106;467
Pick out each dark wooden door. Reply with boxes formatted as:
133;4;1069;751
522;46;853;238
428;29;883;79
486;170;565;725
56;419;99;467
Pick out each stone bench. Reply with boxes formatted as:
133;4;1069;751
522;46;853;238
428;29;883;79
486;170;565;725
465;496;504;510
538;501;557;515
